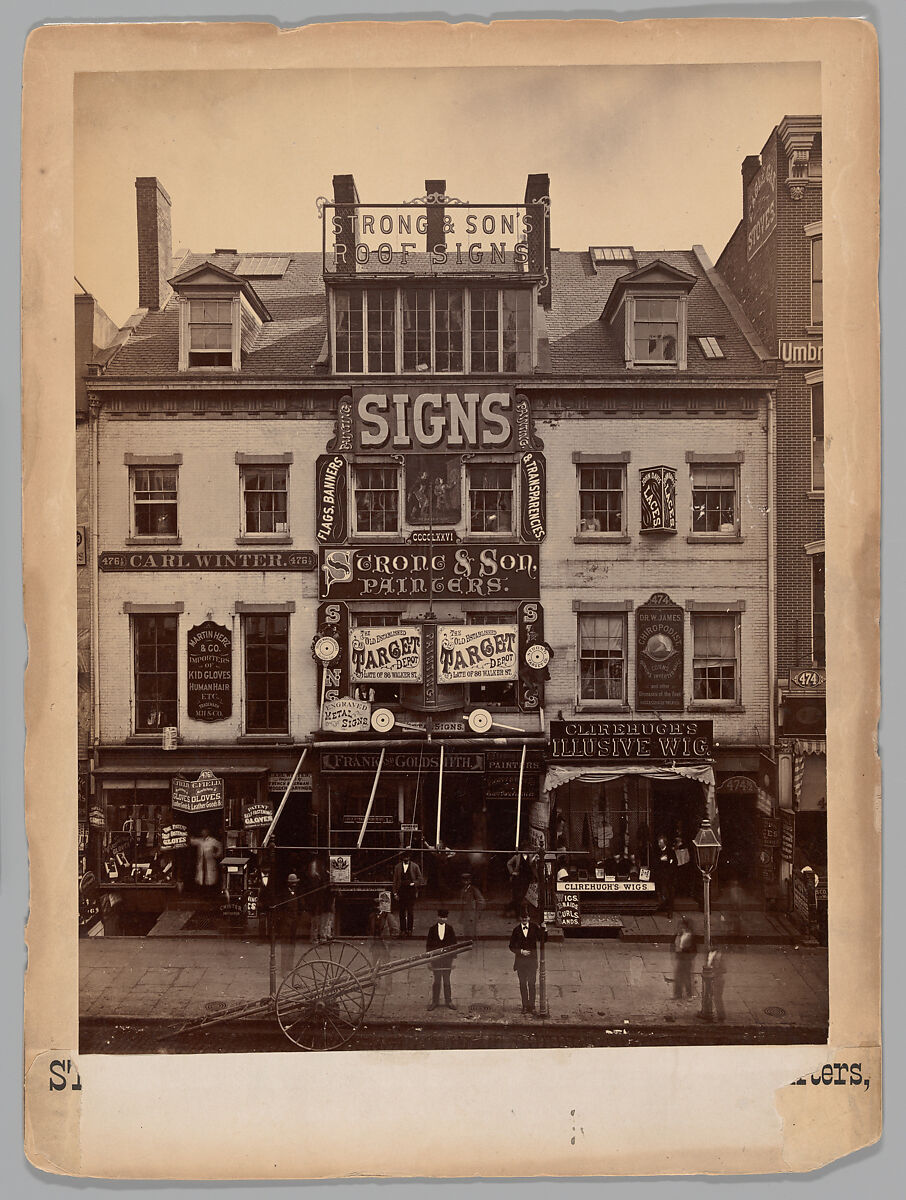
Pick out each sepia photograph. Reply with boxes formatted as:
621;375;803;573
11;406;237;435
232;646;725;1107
21;15;880;1178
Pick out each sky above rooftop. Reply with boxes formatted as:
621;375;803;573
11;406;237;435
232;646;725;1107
75;63;820;325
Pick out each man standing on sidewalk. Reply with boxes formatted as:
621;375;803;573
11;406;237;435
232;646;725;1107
425;909;457;1010
393;851;425;939
672;915;697;1001
508;908;547;1015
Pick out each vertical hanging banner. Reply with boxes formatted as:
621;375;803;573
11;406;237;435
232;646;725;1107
635;592;684;711
640;466;677;532
316;454;348;544
517;601;550;712
520;451;547;542
316;601;349;704
186;621;232;722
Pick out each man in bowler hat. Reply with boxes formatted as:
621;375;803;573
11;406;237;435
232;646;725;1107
425;908;458;1010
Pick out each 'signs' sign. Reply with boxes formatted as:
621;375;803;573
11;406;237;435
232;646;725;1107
437;625;518;683
353;390;516;453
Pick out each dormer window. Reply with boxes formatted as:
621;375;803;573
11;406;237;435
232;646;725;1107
170;260;272;373
600;259;697;371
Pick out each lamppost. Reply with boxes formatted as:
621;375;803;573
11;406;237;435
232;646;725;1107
692;818;722;1022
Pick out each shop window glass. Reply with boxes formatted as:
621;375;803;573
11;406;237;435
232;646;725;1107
133;613;178;731
812;553;826;667
633;297;678;363
241;466;288;534
351;612;402;705
691;464;738;533
811;384;824;491
578;613;626;702
131;466;178;536
811;236;823;325
188;298;234;368
354;465;400;533
101;780;179;886
467;611;517;707
244;613;289;733
692;613;738;702
578;465;624;532
468;464;513;533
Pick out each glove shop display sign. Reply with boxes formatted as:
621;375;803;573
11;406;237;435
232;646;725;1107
635;592;684;711
350;626;423;683
437;624;517;683
171;770;224;813
186;621;232;722
243;800;274;829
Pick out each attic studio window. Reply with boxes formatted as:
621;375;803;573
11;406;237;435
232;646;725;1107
632;297;679;364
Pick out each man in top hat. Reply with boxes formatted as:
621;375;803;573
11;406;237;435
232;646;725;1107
392;850;425;938
508;907;547;1015
425;908;458;1010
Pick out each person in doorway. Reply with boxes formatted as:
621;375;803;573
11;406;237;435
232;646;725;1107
672;916;697;1001
505;846;536;917
706;945;726;1023
190;827;222;892
306;854;331;943
425;908;458;1010
458;871;486;942
509;908;547;1015
392;851;425;938
653;835;677;917
673;835;692;898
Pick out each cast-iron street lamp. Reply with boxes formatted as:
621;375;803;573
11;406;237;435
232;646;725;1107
692;818;722;1022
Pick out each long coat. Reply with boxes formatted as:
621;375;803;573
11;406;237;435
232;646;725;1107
508;921;546;973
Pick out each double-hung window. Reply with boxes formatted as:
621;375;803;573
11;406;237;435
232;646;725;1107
333;285;532;374
468;465;514;533
691;464;739;534
578;612;627;703
243;613;289;734
812;553;826;667
810;235;823;326
632;297;679;364
354;465;400;534
187;299;235;368
811;382;824;491
692;613;739;702
133;613;178;731
131;465;179;537
578;465;624;532
241;466;289;534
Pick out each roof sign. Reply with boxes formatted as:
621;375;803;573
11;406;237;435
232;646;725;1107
236;256;290;277
697;336;725;359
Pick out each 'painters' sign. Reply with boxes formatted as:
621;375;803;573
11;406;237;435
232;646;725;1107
437;625;518;683
350;626;423;683
320;544;540;600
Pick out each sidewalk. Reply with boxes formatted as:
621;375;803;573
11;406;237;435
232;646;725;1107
80;929;828;1032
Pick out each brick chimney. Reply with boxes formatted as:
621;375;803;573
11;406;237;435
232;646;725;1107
524;173;551;308
425;179;446;253
741;154;762;209
135;178;173;311
332;174;359;275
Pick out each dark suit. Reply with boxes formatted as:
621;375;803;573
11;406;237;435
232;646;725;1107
393;859;425;937
508;921;547;1012
425;921;457;1006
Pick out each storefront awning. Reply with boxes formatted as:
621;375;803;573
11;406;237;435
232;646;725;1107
792;738;826;756
544;762;715;792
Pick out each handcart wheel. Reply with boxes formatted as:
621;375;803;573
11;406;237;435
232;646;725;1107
297;939;378;1012
275;959;367;1051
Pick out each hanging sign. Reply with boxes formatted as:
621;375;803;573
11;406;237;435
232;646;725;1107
437;625;517;683
350;626;423;683
320;544;540;600
317;602;349;705
760;816;781;848
243;800;275;829
161;823;188;849
88;805;106;829
635;592;684;712
640;466;677;532
186;621;232;722
171;770;224;813
315;454;348;544
520;451;547;542
329;855;351;883
322;697;372;734
517;600;549;712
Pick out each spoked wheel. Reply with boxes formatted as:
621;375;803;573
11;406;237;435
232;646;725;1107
297;939;378;1012
275;959;366;1051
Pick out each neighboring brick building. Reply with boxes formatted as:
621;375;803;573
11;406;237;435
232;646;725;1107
717;115;826;926
82;172;777;935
